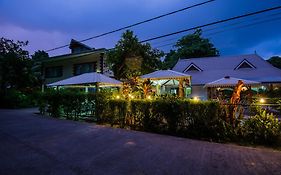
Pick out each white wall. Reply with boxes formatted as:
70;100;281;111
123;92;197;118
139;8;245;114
191;85;208;100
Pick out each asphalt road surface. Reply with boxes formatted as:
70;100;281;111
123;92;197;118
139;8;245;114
0;108;281;175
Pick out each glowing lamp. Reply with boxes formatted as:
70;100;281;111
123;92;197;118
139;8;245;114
259;98;265;103
194;97;199;101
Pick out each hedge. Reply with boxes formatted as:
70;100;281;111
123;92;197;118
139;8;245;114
98;99;230;140
40;90;281;145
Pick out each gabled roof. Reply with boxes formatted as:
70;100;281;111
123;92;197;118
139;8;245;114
69;39;92;50
41;48;107;63
173;54;281;85
234;59;256;70
184;63;203;72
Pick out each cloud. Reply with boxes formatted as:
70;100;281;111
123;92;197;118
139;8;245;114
0;24;70;56
244;38;281;59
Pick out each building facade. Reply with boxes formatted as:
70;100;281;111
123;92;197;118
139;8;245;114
42;39;111;85
173;54;281;99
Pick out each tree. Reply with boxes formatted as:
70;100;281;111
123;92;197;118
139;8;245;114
162;29;219;69
32;50;49;61
267;56;281;69
31;50;49;85
107;30;163;80
0;37;35;91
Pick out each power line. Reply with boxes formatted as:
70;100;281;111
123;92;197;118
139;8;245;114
45;0;215;52
140;5;281;43
153;13;281;49
152;11;281;46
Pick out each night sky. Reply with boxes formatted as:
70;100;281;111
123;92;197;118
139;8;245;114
1;0;281;59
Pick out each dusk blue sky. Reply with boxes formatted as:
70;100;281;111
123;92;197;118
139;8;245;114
1;0;281;59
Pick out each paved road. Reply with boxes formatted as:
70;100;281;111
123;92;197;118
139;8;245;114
0;109;281;175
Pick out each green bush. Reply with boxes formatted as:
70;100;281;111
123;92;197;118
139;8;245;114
40;91;281;145
0;89;33;108
40;89;113;120
242;110;281;145
99;98;228;140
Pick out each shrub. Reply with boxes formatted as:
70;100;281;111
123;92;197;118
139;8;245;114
99;98;228;140
0;89;32;108
242;110;281;145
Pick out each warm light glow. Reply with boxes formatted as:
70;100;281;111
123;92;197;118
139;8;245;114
259;98;265;103
242;87;248;91
147;95;152;100
194;97;199;101
116;95;120;99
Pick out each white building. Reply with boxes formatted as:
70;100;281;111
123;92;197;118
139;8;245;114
172;54;281;99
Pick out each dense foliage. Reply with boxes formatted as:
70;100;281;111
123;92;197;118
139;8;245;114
0;38;43;108
41;90;281;146
106;30;163;79
162;29;219;69
243;111;281;145
0;38;35;90
267;56;281;69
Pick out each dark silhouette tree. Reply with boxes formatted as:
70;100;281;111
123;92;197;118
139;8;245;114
107;30;163;80
31;50;49;86
162;29;219;69
267;56;281;69
0;37;36;91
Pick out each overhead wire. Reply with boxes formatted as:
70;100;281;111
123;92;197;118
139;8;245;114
153;11;281;49
45;0;215;52
140;5;281;43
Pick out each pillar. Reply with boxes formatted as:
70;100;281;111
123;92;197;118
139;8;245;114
99;53;104;74
179;79;184;98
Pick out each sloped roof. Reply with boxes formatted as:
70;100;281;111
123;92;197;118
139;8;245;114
173;54;281;85
41;48;107;63
140;70;190;80
204;76;260;88
47;72;121;86
69;39;92;50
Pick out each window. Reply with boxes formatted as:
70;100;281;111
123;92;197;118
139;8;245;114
238;62;253;68
184;63;202;72
74;62;97;75
45;66;63;78
235;59;256;70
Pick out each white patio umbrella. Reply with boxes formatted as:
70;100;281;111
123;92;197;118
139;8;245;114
47;72;121;87
204;76;260;88
141;70;190;80
140;70;191;97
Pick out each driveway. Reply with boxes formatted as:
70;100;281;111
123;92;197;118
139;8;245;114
0;108;280;175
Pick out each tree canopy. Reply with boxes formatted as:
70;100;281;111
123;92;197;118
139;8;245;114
31;50;49;85
0;38;36;91
162;29;219;69
107;30;163;80
267;56;281;69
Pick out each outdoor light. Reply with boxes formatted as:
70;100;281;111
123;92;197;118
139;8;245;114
147;95;152;100
116;95;120;99
259;98;265;103
194;97;199;101
242;87;248;91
